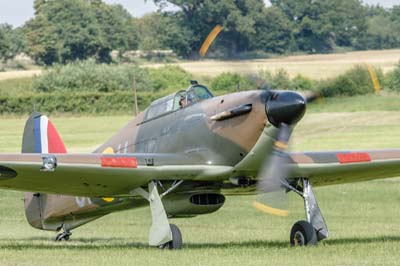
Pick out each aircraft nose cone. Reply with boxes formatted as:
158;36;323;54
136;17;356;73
265;91;306;127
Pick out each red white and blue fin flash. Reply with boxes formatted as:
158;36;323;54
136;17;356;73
34;115;67;154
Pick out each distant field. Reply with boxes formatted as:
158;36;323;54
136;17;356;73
1;49;399;82
0;70;41;81
149;49;400;79
0;109;399;265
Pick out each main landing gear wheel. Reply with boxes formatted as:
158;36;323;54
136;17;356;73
290;220;317;246
160;224;182;250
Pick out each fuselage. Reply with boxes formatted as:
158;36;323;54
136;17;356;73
26;90;271;232
96;90;269;167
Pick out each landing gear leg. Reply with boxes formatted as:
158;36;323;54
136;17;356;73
132;181;183;249
55;225;72;241
289;178;328;246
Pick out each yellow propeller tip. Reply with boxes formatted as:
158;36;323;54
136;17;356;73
199;25;223;58
274;141;288;150
253;201;289;217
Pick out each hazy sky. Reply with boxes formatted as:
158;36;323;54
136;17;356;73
0;0;398;27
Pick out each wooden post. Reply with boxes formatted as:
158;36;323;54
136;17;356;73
133;75;139;116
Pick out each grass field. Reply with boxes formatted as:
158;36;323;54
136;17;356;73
306;91;400;113
0;102;400;265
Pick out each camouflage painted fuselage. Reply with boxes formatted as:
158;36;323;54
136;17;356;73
96;90;268;163
25;90;270;232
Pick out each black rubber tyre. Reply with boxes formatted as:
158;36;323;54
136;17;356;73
290;220;317;246
55;233;69;241
167;224;182;250
55;231;71;242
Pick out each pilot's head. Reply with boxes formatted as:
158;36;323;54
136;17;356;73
179;97;186;108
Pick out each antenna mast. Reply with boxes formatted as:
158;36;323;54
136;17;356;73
133;75;139;116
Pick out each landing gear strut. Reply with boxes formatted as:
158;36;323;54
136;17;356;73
287;178;328;246
55;226;72;241
132;180;183;249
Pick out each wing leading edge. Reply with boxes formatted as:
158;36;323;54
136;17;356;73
0;153;233;197
289;150;400;186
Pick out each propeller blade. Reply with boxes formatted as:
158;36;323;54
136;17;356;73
254;123;292;216
253;202;289;216
199;25;223;58
253;90;306;216
257;123;292;192
303;91;323;104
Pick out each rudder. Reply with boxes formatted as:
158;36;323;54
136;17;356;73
22;112;67;154
22;112;67;230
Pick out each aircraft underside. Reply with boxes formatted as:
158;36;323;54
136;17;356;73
23;177;328;248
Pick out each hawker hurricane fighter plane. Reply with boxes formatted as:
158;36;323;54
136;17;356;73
0;81;399;249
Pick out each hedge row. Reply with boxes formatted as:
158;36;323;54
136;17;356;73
317;65;385;97
32;60;192;93
386;64;400;92
0;91;162;115
1;62;400;115
32;60;399;98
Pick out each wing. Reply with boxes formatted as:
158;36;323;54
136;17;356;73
0;153;233;197
289;149;400;186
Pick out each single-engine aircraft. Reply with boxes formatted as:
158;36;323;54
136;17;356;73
0;81;400;249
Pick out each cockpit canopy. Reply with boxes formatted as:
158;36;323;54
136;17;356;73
145;83;213;121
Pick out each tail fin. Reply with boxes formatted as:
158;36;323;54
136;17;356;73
21;113;127;232
22;112;67;154
22;112;66;230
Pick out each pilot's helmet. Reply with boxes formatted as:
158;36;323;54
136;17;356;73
187;93;195;103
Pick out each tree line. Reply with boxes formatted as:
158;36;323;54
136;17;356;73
1;0;400;65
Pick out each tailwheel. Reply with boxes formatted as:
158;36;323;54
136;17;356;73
160;224;182;250
290;220;317;246
55;229;72;241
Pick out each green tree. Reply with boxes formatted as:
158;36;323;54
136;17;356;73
33;0;46;14
136;13;167;51
354;5;400;50
271;0;367;52
327;0;367;47
25;0;136;65
153;0;269;57
136;13;192;57
389;5;400;39
0;24;26;63
0;24;12;62
251;7;294;53
90;1;139;62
